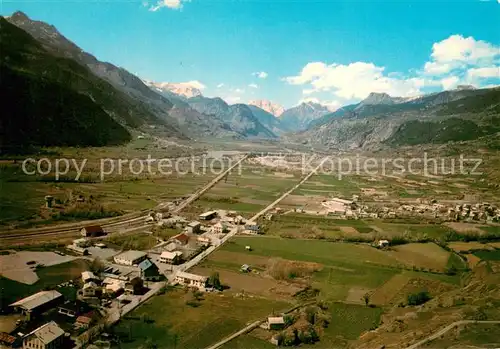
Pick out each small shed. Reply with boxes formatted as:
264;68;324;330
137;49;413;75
240;264;251;273
268;316;285;330
80;225;105;238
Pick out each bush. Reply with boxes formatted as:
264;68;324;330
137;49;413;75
407;291;431;306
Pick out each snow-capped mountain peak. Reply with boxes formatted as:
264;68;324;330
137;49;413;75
248;100;285;117
144;80;204;98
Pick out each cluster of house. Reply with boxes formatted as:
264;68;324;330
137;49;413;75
375;201;500;222
446;203;499;222
2;290;100;349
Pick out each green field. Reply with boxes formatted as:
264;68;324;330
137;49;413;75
220;236;461;301
0;161;216;226
323;303;382;341
473;249;500;261
104;232;159;251
113;288;290;349
220;334;275;349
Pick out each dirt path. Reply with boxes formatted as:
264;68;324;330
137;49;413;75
404;320;500;349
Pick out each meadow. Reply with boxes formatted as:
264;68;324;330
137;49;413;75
112;288;291;349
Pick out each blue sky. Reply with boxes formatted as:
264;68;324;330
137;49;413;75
2;0;499;108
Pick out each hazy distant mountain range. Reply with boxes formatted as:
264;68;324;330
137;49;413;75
2;11;499;153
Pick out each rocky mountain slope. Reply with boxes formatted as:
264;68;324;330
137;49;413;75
310;87;488;129
188;96;277;138
279;102;332;131
7;11;276;140
248;100;285;117
294;87;500;150
5;11;185;135
247;105;288;135
0;17;132;153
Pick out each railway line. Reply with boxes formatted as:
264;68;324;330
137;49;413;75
0;154;249;245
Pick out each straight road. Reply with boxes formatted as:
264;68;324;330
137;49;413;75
172;154;248;214
173;156;330;276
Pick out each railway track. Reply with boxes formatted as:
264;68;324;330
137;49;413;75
0;154;249;245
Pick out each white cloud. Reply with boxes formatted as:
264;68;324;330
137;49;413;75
423;61;455;75
284;34;499;105
175;80;205;90
233;88;245;93
441;76;460;90
430;35;499;65
216;83;224;88
284;61;423;100
253;71;268;79
149;0;189;11
467;67;500;79
248;83;259;89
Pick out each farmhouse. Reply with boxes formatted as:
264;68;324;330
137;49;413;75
0;332;19;347
197;235;211;246
125;277;144;295
65;244;89;255
213;222;227;234
138;259;162;281
10;290;63;320
80;225;105;237
74;315;93;330
104;279;125;295
174;271;208;290
185;221;201;234
22;321;65;349
244;221;260;233
81;271;98;283
199;211;217;221
57;300;89;318
78;282;100;298
159;251;183;264
170;233;190;246
267;316;285;330
378;239;390;248
113;250;148;266
241;264;251;272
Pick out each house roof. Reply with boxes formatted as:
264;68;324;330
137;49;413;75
82;225;103;234
82;271;97;281
10;290;62;311
268;317;285;324
138;259;155;271
176;271;208;282
171;233;190;245
83;282;98;289
25;321;64;344
188;221;201;227
76;315;92;325
160;251;183;259
0;332;16;345
199;211;217;218
114;250;147;263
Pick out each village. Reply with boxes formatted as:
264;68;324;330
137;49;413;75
0;207;270;349
2;189;500;349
